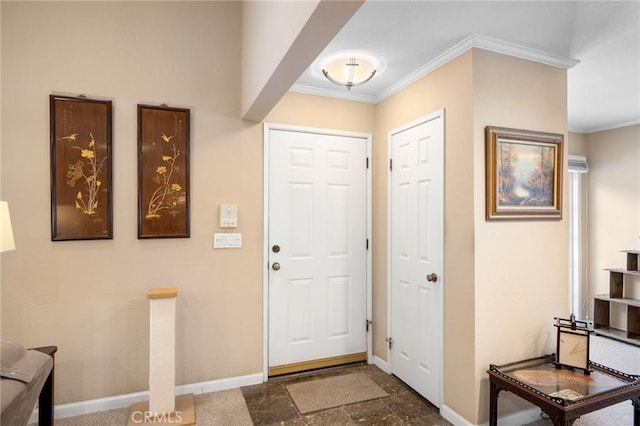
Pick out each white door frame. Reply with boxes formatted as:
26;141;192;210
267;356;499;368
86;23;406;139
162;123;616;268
386;110;445;406
263;122;372;381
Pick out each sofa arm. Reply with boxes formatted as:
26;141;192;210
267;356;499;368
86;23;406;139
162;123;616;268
0;341;56;426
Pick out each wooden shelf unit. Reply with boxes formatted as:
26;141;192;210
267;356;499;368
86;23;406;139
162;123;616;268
593;250;640;347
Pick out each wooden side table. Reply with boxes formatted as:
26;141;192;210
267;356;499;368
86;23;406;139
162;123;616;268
488;354;640;426
32;346;57;426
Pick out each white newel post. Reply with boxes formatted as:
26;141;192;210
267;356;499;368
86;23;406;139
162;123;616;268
148;287;177;414
128;287;195;425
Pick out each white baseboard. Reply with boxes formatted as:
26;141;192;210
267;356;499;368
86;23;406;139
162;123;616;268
29;372;263;423
440;404;541;426
371;354;390;373
490;407;541;426
175;372;263;395
441;404;475;426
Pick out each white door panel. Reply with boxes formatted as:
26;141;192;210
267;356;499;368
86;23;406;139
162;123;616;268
390;111;444;406
268;129;367;370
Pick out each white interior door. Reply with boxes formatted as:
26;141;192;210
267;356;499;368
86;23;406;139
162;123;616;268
389;110;444;406
267;126;368;375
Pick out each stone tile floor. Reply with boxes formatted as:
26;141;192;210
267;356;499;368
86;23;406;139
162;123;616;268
241;363;452;425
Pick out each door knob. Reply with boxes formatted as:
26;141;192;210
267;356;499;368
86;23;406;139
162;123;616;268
427;273;438;282
272;262;281;271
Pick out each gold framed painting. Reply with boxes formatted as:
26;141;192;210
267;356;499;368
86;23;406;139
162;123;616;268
50;95;113;240
485;126;563;220
137;104;190;238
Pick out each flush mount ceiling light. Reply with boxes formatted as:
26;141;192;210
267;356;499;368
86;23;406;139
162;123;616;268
321;52;380;91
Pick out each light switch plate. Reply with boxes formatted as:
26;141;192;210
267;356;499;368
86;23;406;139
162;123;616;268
220;204;238;228
213;233;242;248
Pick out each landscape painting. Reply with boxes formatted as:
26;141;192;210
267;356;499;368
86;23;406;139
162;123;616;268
486;126;563;220
497;142;555;206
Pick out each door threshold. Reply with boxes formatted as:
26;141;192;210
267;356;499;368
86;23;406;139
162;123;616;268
269;352;367;377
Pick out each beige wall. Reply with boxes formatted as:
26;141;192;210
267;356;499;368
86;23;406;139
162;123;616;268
566;126;639;328
375;49;569;424
241;1;364;121
2;2;578;424
0;1;375;405
267;92;375;132
569;132;588;156
472;49;568;423
1;1;252;404
585;125;640;315
375;50;476;420
241;0;319;117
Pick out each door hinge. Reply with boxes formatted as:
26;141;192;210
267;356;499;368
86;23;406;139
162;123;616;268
366;238;369;250
386;337;393;350
389;158;393;171
366;319;373;332
366;157;369;169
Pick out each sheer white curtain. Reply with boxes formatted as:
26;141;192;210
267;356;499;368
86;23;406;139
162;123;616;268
568;155;588;319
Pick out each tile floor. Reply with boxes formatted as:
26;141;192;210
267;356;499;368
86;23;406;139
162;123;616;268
240;363;452;425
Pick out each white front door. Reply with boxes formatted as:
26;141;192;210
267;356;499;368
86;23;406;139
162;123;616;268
266;126;368;375
389;110;444;406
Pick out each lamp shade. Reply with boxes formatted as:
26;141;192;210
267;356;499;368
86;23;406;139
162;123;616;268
0;201;16;252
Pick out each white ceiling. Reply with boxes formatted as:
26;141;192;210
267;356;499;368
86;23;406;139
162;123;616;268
292;1;640;134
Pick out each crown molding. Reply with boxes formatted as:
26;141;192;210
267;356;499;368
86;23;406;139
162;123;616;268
289;83;377;104
291;34;580;105
472;34;580;70
570;118;640;134
375;34;579;103
374;35;475;102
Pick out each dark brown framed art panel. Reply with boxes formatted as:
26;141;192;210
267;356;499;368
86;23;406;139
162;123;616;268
485;126;563;220
50;95;113;240
138;104;190;238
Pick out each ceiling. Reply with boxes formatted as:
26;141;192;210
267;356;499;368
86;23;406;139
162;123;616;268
292;1;640;134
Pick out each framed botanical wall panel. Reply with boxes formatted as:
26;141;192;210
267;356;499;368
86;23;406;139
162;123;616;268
138;104;190;238
50;95;113;240
485;126;563;220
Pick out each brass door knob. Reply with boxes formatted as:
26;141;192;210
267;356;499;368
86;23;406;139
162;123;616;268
272;262;281;271
427;273;438;282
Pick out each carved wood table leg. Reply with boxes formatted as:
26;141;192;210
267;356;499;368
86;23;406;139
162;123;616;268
550;417;575;426
489;380;501;426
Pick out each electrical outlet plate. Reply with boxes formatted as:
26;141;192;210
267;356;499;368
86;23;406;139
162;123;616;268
213;233;241;248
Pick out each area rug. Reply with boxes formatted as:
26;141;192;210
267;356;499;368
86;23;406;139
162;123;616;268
30;388;253;426
285;373;388;414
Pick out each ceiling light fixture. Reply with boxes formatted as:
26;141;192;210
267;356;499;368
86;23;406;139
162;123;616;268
321;53;379;91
